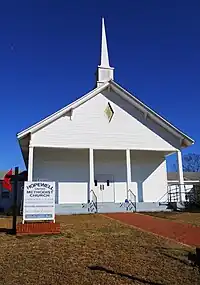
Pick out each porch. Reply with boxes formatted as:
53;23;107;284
27;147;184;214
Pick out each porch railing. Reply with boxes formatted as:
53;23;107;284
158;183;200;209
90;190;98;213
127;189;137;212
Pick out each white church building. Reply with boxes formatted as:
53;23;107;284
17;19;194;214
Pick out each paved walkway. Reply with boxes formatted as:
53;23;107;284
105;213;200;247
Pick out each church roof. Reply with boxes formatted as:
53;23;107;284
17;79;194;147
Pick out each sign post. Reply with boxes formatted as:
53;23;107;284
23;181;55;223
12;167;19;234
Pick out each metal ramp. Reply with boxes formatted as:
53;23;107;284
158;184;199;211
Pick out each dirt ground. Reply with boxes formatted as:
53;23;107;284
0;214;199;285
144;211;200;226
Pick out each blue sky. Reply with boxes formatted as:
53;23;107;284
0;0;199;171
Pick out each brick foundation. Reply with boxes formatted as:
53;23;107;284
16;222;61;235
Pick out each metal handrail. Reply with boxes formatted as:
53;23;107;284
90;190;98;213
157;191;168;203
157;184;195;204
127;189;136;212
168;184;193;204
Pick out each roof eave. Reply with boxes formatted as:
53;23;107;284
17;79;194;149
17;82;110;140
110;80;194;147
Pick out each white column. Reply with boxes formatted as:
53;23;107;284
89;148;94;202
177;150;184;202
28;146;34;181
126;149;131;199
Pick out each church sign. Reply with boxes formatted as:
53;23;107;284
23;182;55;222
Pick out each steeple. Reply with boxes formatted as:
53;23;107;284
100;18;110;68
96;18;114;87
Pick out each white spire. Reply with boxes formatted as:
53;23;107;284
96;17;114;87
100;18;110;67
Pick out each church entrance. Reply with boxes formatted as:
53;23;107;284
94;174;114;203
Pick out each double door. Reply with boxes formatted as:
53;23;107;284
94;174;114;203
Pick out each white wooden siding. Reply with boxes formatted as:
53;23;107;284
32;90;178;151
33;148;89;204
131;150;168;202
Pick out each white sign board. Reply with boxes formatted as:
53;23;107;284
23;181;55;222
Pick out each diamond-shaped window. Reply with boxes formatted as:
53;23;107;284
104;102;114;122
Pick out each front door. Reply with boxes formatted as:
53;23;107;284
94;174;114;203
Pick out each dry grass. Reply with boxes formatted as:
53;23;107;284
0;214;199;285
144;212;200;227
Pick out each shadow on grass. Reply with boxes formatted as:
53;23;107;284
137;245;190;252
138;244;200;271
137;245;197;268
162;250;200;272
88;265;164;285
161;252;191;266
16;233;64;239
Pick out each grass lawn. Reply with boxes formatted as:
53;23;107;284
143;212;200;227
0;214;199;285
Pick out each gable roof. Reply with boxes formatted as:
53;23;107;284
111;81;194;147
17;82;109;139
17;80;194;147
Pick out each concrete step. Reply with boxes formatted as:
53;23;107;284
97;202;128;213
136;202;172;212
55;204;89;215
55;202;173;215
